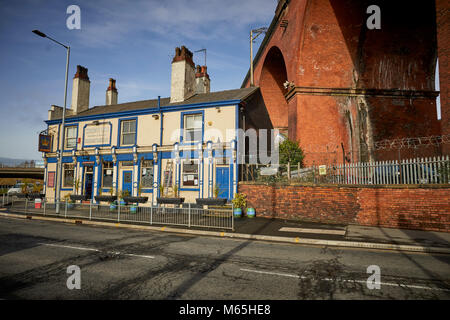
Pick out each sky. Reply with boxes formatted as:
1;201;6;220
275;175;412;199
0;0;277;160
0;0;442;161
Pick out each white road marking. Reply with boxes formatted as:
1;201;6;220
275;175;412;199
279;227;346;236
240;268;450;292
38;243;155;260
38;243;100;252
124;253;155;259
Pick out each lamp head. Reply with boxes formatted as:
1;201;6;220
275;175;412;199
32;30;46;38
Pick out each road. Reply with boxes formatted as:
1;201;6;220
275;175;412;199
0;216;449;300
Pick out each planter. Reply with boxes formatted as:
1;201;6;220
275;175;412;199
119;199;126;206
16;193;28;198
233;208;242;218
95;195;117;203
130;204;138;213
110;202;117;211
246;207;255;218
195;198;227;206
123;196;148;204
70;194;87;201
27;193;45;200
157;197;185;205
67;202;75;209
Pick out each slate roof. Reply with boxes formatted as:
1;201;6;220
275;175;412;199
63;87;259;120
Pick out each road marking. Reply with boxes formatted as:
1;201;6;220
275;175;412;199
124;253;155;259
279;227;346;236
240;268;450;292
38;243;100;252
38;243;155;260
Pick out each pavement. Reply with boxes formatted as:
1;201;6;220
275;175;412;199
1;205;449;254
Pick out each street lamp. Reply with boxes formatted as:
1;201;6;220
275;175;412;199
250;27;267;86
33;30;70;214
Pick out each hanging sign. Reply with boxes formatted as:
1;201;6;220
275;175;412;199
38;134;52;152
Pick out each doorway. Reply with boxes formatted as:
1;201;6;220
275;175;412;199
215;166;230;200
84;165;94;199
122;170;133;196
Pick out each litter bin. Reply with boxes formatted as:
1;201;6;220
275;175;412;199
34;198;42;209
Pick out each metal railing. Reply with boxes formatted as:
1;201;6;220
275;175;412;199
4;196;234;231
241;155;450;185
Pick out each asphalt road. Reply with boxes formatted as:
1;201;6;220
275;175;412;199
0;216;449;300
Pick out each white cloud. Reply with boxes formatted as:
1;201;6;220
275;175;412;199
75;0;276;47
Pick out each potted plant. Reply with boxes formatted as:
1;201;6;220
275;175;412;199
195;184;227;206
231;193;247;218
119;190;129;206
64;194;74;209
95;187;117;203
157;183;185;205
70;179;87;202
122;183;148;205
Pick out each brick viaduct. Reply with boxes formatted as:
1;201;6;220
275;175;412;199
243;0;449;165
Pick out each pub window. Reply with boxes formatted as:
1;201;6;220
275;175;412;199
102;161;113;188
182;159;199;187
140;160;153;188
65;126;77;149
183;114;202;142
63;164;74;188
120;119;136;146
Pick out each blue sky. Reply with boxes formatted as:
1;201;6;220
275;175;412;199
0;0;276;160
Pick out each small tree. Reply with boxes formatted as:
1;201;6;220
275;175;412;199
279;139;305;180
279;139;305;167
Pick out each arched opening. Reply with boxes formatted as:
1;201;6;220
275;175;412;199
259;46;289;134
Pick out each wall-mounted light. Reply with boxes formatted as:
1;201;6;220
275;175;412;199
93;120;100;125
152;114;159;120
216;107;221;113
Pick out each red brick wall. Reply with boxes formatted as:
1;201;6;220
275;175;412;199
239;182;450;232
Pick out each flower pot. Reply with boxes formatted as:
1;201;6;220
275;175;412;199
110;202;117;211
67;203;74;209
246;208;255;218
196;198;227;206
130;204;138;213
157;197;185;205
95;195;117;203
119;199;126;206
70;194;87;202
233;208;242;218
123;196;148;204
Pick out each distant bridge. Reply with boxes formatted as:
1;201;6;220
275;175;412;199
0;167;44;179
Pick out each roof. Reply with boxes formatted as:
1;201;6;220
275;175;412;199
61;87;259;120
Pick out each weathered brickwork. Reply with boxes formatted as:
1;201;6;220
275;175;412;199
239;183;450;232
244;0;447;165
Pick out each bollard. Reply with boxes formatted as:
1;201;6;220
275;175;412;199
25;198;28;214
89;199;92;220
43;199;46;215
65;199;67;218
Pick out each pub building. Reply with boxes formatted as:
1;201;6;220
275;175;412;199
40;46;272;205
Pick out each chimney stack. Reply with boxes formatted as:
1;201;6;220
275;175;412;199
195;65;210;94
170;46;196;103
106;78;118;105
71;65;90;114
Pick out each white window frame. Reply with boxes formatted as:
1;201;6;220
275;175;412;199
65;126;77;149
120;119;136;146
183;114;202;142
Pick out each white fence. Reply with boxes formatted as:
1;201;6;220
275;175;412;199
3;196;234;231
306;155;450;185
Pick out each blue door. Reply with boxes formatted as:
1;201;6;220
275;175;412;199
122;171;133;196
215;167;230;200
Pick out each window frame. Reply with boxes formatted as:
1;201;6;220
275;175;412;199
181;159;199;189
64;125;77;149
140;160;154;189
181;111;203;144
119;118;137;147
102;161;114;188
63;164;74;188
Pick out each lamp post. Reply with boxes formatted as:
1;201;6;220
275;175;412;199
33;30;70;214
250;27;267;86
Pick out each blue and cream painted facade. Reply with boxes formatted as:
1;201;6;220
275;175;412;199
42;97;245;205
